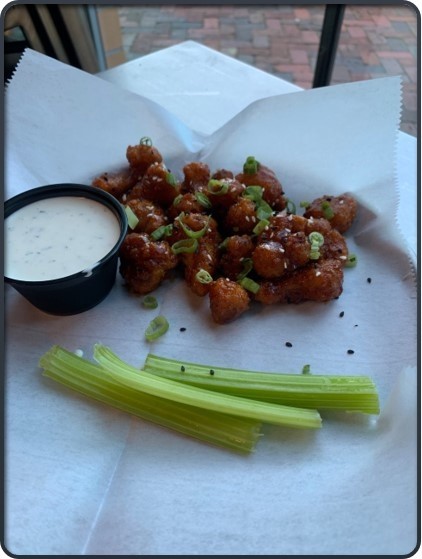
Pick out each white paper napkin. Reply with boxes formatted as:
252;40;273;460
4;49;417;556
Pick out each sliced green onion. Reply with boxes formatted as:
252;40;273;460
302;364;311;375
150;224;173;241
345;253;358;267
286;199;296;215
93;345;322;429
308;231;324;260
195;269;213;284
236;258;253;281
321;200;334;220
219;237;229;250
171;238;198;254
173;194;183;206
142;295;158;309
300;201;311;209
243;156;260;175
39;345;263;453
166;172;177;186
253;218;270;235
124;205;139;230
256;200;273;221
243;185;264;203
207;179;229;195
176;212;210;239
308;232;324;247
194;191;212;209
143;354;380;414
140;136;152;146
145;315;169;341
239;277;260;294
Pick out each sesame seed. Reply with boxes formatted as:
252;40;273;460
285;342;293;348
367;277;372;283
347;349;354;355
339;311;344;317
180;327;186;332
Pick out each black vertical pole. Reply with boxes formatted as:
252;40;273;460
312;4;346;88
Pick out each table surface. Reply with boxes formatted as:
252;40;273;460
5;40;418;557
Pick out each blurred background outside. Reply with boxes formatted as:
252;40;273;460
4;4;418;136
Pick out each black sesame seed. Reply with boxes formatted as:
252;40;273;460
285;342;293;348
180;365;185;372
367;277;372;283
339;311;345;318
179;327;186;332
209;369;215;375
347;349;355;355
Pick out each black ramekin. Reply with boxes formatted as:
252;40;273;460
4;184;128;315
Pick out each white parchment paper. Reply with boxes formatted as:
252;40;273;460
4;49;418;556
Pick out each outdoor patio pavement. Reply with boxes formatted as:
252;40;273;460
118;5;418;136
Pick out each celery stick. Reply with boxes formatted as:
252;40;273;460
93;344;322;429
39;346;262;453
143;354;380;415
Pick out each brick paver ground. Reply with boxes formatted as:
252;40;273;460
118;5;418;136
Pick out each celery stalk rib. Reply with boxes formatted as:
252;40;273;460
39;346;262;453
93;344;322;429
143;354;380;414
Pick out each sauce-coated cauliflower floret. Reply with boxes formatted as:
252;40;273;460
209;278;250;324
119;233;178;294
235;157;286;211
182;162;211;193
125;198;167;235
126;141;163;176
126;162;181;207
219;235;255;280
92;169;138;201
303;193;357;233
255;259;343;305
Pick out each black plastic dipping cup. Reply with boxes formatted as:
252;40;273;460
4;184;128;315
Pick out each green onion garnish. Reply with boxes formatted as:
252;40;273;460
39;345;263;454
243;156;260;175
177;212;210;239
308;231;324;260
142;295;158;309
195;269;213;284
171;238;198;254
150;224;173;241
236;258;253;281
321;200;334;220
173;194;183;206
286;199;296;215
124;205;139;230
165;172;177;186
239;277;260;294
143;354;380;414
300;201;310;209
207;179;229;195
145;315;169;341
140;136;152;146
194;191;212;209
302;364;311;375
256;200;273;221
243;185;264;203
345;253;358;267
253;218;270;235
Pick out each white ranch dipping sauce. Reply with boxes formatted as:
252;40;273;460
5;196;121;281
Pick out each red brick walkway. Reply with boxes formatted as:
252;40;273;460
118;5;418;136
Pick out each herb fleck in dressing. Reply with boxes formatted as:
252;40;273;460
5;196;121;281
